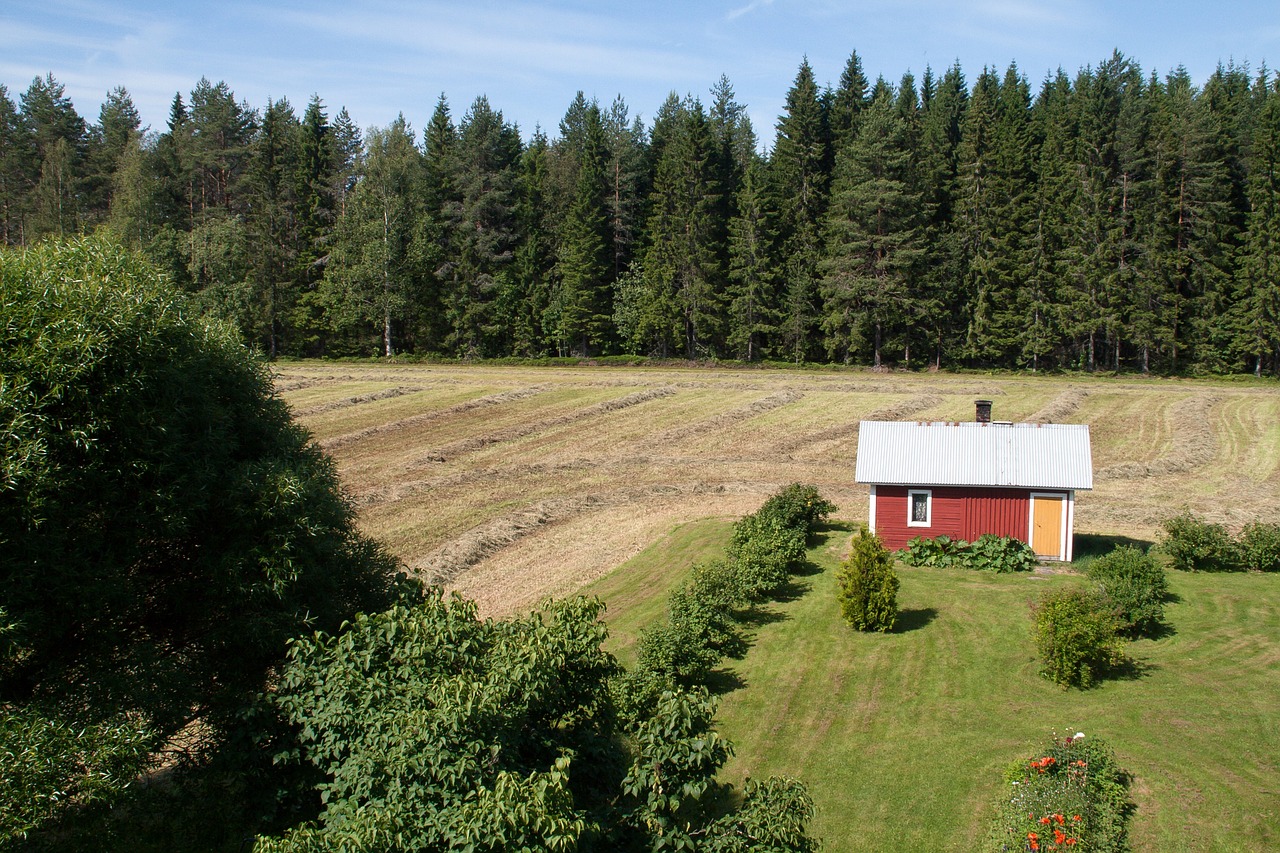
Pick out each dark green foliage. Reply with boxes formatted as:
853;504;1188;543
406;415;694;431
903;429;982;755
727;514;806;599
754;482;837;533
259;589;817;851
1236;521;1280;572
901;533;1036;572
1160;511;1238;571
966;533;1039;572
901;533;970;567
260;592;613;851
1032;588;1125;688
835;529;899;632
1086;545;1169;636
986;732;1133;853
0;238;408;838
0;707;153;844
7;54;1279;371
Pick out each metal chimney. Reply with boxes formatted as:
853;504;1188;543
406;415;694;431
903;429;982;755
975;399;993;423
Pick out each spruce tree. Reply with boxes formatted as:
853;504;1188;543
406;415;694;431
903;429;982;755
770;59;831;362
1232;71;1280;375
727;159;780;361
820;87;924;367
555;103;613;355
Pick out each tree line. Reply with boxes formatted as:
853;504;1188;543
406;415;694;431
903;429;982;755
4;49;1280;374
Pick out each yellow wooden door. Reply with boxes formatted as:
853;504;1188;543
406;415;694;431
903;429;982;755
1031;495;1065;559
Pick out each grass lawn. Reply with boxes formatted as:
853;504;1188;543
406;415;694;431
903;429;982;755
587;520;1280;853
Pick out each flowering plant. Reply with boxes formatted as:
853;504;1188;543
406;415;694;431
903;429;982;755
985;731;1132;853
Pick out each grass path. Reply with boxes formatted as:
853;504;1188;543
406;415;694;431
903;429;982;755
587;520;1280;853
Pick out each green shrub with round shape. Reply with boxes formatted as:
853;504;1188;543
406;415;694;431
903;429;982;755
835;529;899;632
1032;588;1125;689
1236;521;1280;572
1160;511;1238;571
1086;545;1169;636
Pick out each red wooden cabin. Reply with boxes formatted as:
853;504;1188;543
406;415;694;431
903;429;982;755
854;402;1093;561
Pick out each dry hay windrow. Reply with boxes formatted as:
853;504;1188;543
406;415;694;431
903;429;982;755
1096;393;1220;480
774;393;944;456
411;479;797;586
407;386;678;466
354;457;602;508
1026;387;1089;424
316;386;546;451
638;390;805;448
291;386;425;417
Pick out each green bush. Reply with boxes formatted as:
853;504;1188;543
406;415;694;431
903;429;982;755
753;483;836;535
1086;546;1169;637
985;732;1132;853
901;533;1037;572
727;514;806;599
1236;521;1280;572
1032;588;1125;688
835;529;899;632
1160;511;1238;571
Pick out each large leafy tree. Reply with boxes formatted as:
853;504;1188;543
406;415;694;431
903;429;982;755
0;238;408;841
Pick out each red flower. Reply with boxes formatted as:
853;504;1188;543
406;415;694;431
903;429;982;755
1039;816;1052;825
1071;815;1081;822
1054;814;1066;825
1054;828;1067;844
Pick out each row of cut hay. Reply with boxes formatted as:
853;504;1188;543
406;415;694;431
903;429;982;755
316;386;546;451
774;393;944;456
413;480;779;586
408;386;678;465
290;386;424;417
1025;387;1089;423
638;390;805;447
1097;393;1219;480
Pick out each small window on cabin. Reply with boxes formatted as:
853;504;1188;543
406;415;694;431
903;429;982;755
908;490;931;527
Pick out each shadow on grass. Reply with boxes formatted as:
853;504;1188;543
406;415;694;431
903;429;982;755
1110;655;1158;682
1073;533;1157;562
895;607;938;633
736;604;792;628
705;667;747;695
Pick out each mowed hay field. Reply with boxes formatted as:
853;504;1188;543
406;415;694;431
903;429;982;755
276;362;1280;851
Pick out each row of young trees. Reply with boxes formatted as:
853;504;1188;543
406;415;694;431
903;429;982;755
4;50;1280;374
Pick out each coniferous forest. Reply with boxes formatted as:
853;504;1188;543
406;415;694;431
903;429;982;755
4;49;1280;375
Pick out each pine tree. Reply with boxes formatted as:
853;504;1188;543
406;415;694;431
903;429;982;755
726;159;780;360
829;51;870;152
0;85;29;244
1231;71;1280;375
508;128;556;355
916;63;968;366
243;97;302;357
770;59;831;362
820;88;924;367
636;98;725;358
555;103;613;355
21;74;89;239
446;96;522;356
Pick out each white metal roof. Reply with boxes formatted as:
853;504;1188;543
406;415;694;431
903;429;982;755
855;421;1093;490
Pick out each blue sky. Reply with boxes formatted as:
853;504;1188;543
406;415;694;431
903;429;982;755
4;0;1279;147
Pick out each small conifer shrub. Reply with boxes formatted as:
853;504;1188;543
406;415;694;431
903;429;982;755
835;529;899;632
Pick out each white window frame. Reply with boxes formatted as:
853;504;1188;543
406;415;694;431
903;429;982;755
907;489;932;527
